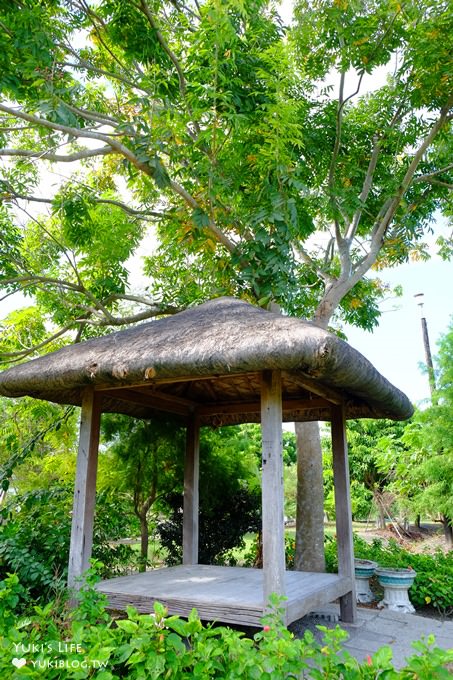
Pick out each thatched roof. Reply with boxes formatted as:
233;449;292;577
0;297;413;425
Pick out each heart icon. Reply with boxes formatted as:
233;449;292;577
12;658;27;668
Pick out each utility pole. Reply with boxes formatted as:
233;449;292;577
414;293;436;400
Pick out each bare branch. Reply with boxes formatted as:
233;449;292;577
0;146;113;163
5;189;167;221
347;136;382;242
414;163;453;183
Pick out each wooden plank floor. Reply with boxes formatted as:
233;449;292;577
96;565;352;626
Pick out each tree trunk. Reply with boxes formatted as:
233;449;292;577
294;421;325;572
442;515;453;550
139;513;149;573
415;514;421;529
376;508;386;529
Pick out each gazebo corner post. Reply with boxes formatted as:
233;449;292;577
183;413;200;565
68;388;102;592
331;404;357;623
261;370;286;615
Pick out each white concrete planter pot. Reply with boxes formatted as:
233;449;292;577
375;567;417;614
354;559;377;603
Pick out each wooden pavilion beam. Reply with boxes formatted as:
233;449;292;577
68;388;101;589
100;388;193;417
261;370;286;609
296;375;344;405
183;414;200;565
331;404;357;623
197;397;330;417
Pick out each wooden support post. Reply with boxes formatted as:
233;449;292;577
331;404;357;623
68;389;101;589
183;415;200;565
261;370;286;608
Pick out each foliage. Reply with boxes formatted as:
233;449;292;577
0;486;137;601
157;426;261;565
288;532;453;616
1;571;452;679
0;398;77;497
0;0;451;603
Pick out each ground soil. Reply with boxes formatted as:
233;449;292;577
354;521;449;554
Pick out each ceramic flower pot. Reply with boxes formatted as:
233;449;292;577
354;559;377;603
375;567;417;614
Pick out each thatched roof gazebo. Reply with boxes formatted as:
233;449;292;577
0;297;413;626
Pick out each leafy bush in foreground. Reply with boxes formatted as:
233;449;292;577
1;568;452;679
0;488;136;602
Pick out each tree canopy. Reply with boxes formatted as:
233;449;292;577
0;0;451;362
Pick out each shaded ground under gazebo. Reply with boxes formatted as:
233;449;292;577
0;297;413;626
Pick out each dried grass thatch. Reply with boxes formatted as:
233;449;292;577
0;297;413;425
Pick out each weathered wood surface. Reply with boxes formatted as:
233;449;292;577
331;404;357;623
261;370;286;606
68;389;101;589
183;416;200;565
96;565;352;626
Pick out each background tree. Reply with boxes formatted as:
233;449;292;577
322;419;410;526
0;0;451;571
101;415;185;571
379;320;453;547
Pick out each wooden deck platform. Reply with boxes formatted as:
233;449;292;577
96;565;352;626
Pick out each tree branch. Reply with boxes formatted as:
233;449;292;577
52;97;120;127
0;146;113;163
137;0;188;99
169;179;237;253
0;104;236;254
136;0;200;135
414;163;453;183
4;189;167;221
313;96;453;327
347;136;382;242
0;323;76;361
294;243;335;285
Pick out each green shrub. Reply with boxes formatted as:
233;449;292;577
0;569;452;679
0;487;137;603
351;535;453;616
